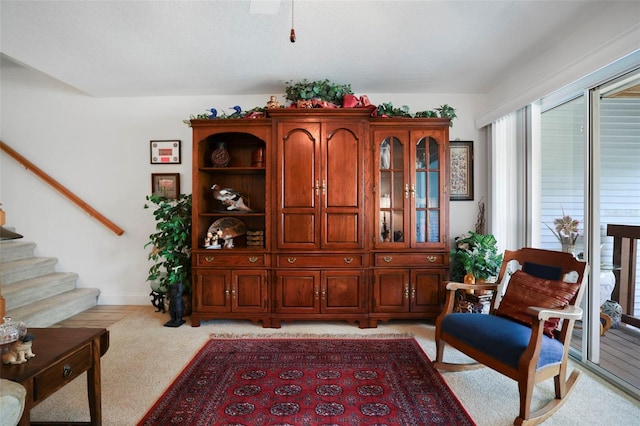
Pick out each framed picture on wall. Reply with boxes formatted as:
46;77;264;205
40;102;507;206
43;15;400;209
450;141;474;201
150;140;181;164
152;173;180;199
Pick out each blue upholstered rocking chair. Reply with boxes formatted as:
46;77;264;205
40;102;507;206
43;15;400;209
434;247;589;425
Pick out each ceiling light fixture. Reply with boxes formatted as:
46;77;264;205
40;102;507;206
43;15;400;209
289;0;296;43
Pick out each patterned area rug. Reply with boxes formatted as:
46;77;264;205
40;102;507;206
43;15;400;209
138;338;474;425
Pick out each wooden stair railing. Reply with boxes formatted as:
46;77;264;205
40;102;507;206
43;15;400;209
0;141;124;236
607;224;639;328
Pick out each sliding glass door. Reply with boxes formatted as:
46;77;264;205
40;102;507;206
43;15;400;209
591;71;640;393
540;70;640;397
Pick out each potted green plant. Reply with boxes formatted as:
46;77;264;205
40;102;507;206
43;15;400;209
284;79;353;106
144;193;192;299
450;231;503;283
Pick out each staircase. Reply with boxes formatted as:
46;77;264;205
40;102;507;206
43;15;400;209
0;239;99;327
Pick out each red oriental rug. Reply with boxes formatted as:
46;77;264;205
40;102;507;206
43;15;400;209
138;338;474;425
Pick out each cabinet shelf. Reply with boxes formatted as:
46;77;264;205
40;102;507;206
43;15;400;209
199;167;265;175
200;212;266;217
193;247;266;253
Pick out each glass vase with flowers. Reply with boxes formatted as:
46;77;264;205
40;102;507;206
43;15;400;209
545;208;580;255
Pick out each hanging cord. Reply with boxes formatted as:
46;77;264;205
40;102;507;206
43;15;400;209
290;0;296;42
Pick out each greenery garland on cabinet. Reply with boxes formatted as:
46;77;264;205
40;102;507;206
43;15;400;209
183;79;456;126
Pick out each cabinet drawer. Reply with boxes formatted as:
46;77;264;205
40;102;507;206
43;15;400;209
277;254;363;268
375;253;445;267
197;253;266;266
34;344;92;401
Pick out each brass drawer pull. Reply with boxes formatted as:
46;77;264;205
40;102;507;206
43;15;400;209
63;364;72;378
344;257;353;264
383;256;393;263
287;257;297;264
205;256;215;262
248;257;258;263
427;256;437;263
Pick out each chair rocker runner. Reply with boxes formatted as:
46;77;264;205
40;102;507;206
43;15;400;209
434;247;589;425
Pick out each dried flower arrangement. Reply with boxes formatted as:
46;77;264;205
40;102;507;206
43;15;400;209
545;208;580;246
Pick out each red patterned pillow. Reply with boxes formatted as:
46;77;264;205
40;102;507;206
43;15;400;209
496;270;580;337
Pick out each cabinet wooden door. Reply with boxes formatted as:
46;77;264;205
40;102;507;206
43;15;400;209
371;269;410;313
372;127;448;249
194;270;231;313
322;270;366;314
274;269;366;314
276;120;365;250
410;268;444;313
274;270;320;313
194;269;268;313
233;269;268;313
372;268;443;313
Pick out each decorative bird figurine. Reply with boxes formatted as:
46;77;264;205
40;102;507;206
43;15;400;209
229;105;243;118
207;108;218;118
211;184;253;212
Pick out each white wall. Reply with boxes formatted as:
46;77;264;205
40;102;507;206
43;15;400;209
0;60;485;304
476;2;640;128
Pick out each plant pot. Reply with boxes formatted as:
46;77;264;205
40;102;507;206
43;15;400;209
464;272;475;294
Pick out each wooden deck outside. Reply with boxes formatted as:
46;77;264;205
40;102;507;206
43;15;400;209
572;323;640;392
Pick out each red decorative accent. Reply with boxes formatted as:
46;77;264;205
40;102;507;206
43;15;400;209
243;111;265;119
343;94;378;116
138;338;475;425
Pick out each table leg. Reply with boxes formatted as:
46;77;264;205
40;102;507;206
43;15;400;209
87;336;102;426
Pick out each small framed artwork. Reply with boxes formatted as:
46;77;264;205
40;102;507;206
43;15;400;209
150;140;181;164
152;173;180;199
450;141;474;201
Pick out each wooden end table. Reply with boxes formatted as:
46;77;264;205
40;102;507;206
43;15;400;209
0;327;109;425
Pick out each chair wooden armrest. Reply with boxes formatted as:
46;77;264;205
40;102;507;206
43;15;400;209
525;305;583;321
446;281;499;292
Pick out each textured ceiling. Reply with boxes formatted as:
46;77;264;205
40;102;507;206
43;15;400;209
0;1;614;98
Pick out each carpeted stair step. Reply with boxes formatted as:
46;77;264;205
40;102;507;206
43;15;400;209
3;272;79;311
0;256;58;286
6;288;101;327
0;240;36;262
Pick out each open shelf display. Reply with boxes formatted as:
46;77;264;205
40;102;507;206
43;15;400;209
195;131;267;250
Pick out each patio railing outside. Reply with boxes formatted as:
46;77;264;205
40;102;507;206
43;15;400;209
607;224;640;328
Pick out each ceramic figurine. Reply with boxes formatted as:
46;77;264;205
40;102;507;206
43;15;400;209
211;184;253;212
267;96;280;109
205;230;222;249
223;235;234;249
2;334;35;364
229;105;243;117
380;140;390;169
381;213;390;242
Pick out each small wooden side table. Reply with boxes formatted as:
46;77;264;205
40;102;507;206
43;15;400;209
0;327;109;425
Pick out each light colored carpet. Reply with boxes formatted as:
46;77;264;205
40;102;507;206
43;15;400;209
30;307;640;425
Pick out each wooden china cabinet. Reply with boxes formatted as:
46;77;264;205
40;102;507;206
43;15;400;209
368;120;450;326
190;111;450;328
190;119;272;327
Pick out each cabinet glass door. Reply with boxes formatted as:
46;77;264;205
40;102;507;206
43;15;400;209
413;136;441;244
379;136;405;244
